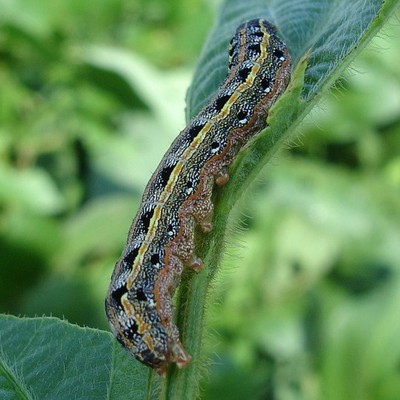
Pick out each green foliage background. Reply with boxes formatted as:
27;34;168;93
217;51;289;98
0;0;400;399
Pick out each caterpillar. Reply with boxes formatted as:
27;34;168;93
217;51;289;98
105;18;291;376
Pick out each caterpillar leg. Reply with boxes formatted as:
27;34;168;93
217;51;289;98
215;169;229;186
188;255;203;272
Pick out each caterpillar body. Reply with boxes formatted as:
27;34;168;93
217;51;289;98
105;18;291;376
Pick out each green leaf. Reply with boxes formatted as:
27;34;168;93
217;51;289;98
82;46;189;135
187;0;399;117
0;165;65;215
0;314;148;400
321;282;400;399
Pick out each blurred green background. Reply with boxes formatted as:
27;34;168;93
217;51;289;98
1;0;399;398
